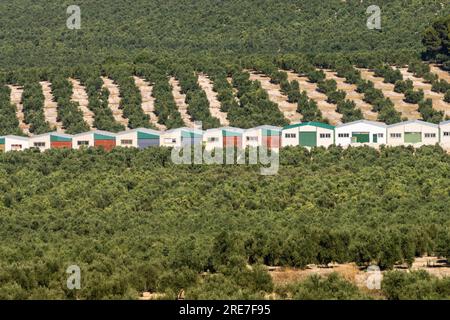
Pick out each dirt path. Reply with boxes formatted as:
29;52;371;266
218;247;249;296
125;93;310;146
285;70;342;125
395;67;450;118
169;77;195;128
270;256;449;298
323;69;378;121
197;73;229;126
249;72;302;124
133;76;166;130
69;78;95;129
101;77;129;128
429;64;450;82
40;81;64;132
227;77;240;103
357;68;421;120
7;85;30;135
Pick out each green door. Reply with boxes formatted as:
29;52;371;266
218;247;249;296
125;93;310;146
299;131;317;147
352;133;370;143
404;132;422;144
373;134;378;143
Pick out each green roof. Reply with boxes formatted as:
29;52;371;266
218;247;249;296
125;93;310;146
283;122;335;131
0;138;4;145
94;133;115;140
50;135;72;142
138;131;160;139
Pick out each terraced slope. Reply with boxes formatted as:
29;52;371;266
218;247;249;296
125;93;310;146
197;74;229;126
430;64;450;82
322;69;378;121
101;77;129;127
69;78;95;129
169;77;195;128
249;72;302;123
395;67;450;118
357;68;421;120
133;76;166;130
8;85;30;134
285;70;342;125
40;81;63;132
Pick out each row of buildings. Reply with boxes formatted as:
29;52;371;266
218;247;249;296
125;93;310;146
1;120;450;152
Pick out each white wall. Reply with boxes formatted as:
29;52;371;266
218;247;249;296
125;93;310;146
72;133;94;149
116;132;138;148
387;123;439;146
5;138;29;152
203;130;223;150
243;129;262;149
160;131;181;148
282;126;334;147
440;123;450;149
29;135;51;151
335;123;386;146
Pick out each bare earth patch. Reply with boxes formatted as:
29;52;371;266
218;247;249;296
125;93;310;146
40;81;64;132
197;73;229;126
430;64;450;82
323;69;378;121
249;71;302;124
169;77;195;128
133;76;166;130
69;78;95;129
101;77;129;128
8;85;30;135
395;67;450;118
357;68;421;120
285;70;342;125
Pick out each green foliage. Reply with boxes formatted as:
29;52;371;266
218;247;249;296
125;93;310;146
445;89;450;103
382;271;450;300
0;85;22;135
404;89;425;104
422;15;450;63
336;100;363;123
21;82;51;134
297;92;324;122
394;79;414;93
49;75;89;134
418;99;444;124
281;273;369;300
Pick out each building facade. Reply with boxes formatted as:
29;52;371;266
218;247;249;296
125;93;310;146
335;120;387;147
281;122;335;148
387;120;440;147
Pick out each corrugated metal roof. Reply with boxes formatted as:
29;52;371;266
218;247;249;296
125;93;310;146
439;120;450;126
283;122;335;130
387;120;439;128
336;120;387;129
30;132;74;139
72;130;117;137
0;135;29;141
246;125;282;132
116;128;162;136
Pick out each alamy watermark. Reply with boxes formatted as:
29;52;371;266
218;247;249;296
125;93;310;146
366;5;381;30
365;265;382;290
66;265;81;290
67;5;81;30
170;122;279;175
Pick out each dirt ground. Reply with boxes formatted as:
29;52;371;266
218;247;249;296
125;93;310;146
69;78;95;129
430;64;450;82
197;73;229;126
40;81;64;132
8;85;30;135
394;67;450;118
357;68;421;120
270;256;450;292
169;77;195;128
285;70;342;125
133;76;166;130
249;71;302;124
323;69;378;121
101;76;129;128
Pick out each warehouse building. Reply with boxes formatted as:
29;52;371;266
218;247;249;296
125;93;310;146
204;127;245;150
72;130;116;151
281;122;335;148
440;120;450;149
29;132;73;151
160;127;204;148
243;125;282;149
116;128;161;148
335;120;387;146
387;120;439;146
0;135;29;152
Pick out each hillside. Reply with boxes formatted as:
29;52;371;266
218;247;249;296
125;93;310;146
0;146;449;299
0;0;448;68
